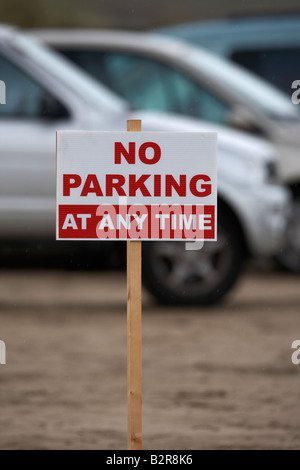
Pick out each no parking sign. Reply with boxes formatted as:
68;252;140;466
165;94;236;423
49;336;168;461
56;130;217;241
56;121;217;450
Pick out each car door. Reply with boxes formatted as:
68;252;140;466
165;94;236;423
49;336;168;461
0;51;70;237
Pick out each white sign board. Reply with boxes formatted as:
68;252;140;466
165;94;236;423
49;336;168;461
56;131;217;241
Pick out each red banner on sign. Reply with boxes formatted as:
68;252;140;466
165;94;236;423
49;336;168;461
58;205;215;240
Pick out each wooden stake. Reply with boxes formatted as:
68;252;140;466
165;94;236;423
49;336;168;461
127;119;142;450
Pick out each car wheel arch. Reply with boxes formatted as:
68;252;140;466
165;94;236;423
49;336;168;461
217;196;248;257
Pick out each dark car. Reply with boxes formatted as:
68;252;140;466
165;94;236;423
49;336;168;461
157;15;300;97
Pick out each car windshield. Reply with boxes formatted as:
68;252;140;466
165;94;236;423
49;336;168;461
7;30;128;113
185;47;299;120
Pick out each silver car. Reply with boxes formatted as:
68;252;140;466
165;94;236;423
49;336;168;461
34;28;300;272
0;25;290;305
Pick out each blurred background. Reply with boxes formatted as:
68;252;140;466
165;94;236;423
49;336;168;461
1;0;300;29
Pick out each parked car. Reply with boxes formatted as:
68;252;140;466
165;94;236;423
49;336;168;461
157;16;300;97
0;25;289;305
33;28;300;272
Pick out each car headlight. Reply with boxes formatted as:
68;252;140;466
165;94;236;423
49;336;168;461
244;156;278;186
218;150;278;188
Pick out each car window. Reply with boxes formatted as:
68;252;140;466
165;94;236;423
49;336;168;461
0;53;68;119
231;48;300;96
60;49;230;125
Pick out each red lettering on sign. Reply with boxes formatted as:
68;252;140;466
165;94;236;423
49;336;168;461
106;174;126;196
80;174;103;196
115;142;135;164
129;174;151;197
114;141;161;165
139;142;161;165
165;175;187;197
190;175;211;197
154;174;161;197
63;174;81;196
62;173;213;198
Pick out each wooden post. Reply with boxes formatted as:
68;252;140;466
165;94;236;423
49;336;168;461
127;119;142;450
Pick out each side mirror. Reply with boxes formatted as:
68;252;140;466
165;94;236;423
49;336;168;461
227;104;264;136
39;93;69;120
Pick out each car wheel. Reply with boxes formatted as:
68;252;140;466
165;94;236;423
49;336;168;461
142;210;245;305
276;196;300;272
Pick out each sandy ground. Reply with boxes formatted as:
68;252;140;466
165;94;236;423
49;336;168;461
0;265;299;450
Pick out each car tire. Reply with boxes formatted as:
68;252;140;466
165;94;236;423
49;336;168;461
142;209;246;305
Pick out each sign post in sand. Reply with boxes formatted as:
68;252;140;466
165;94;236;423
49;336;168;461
126;120;143;450
56;121;217;449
